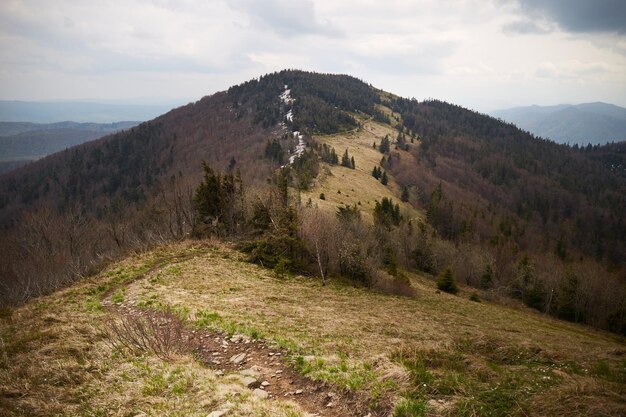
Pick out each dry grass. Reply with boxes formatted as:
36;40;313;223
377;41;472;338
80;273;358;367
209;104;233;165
1;241;624;416
123;243;625;415
301;118;423;224
0;243;313;417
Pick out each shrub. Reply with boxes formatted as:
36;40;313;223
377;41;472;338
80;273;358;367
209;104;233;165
437;267;459;294
338;243;369;284
469;292;481;302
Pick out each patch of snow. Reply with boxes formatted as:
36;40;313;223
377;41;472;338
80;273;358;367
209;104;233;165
278;85;306;167
288;131;306;164
280;85;293;105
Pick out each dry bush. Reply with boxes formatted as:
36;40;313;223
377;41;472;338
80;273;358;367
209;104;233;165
103;311;191;360
371;270;416;297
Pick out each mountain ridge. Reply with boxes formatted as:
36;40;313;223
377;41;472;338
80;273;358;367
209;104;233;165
492;102;626;145
1;70;624;336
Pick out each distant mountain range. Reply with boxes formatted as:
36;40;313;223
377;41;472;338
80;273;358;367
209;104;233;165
0;100;177;123
491;102;626;146
0;121;139;174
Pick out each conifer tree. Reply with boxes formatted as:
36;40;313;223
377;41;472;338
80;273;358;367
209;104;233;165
437;267;458;294
341;149;352;168
379;134;390;153
381;171;388;185
401;186;409;202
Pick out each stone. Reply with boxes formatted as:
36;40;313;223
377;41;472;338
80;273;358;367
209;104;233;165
230;353;246;364
252;388;269;399
240;368;261;378
295;389;303;395
261;381;270;387
240;376;257;388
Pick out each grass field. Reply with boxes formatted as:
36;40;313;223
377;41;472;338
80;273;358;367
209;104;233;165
301;118;423;224
3;241;622;416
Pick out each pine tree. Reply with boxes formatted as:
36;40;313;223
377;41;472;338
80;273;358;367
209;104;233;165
372;166;380;179
379;134;390;153
437;267;458;294
341;149;352;168
401;186;409;202
381;171;388;185
350;156;355;169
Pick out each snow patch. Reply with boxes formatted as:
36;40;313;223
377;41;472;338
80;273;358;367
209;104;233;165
289;131;306;164
280;86;293;105
278;85;306;167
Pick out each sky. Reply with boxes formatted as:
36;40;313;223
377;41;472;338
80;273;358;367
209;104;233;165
0;0;625;112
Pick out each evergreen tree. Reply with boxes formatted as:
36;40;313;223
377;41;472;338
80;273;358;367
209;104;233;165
379;134;390;153
401;186;409;202
480;264;493;289
264;139;284;165
351;156;355;169
372;166;381;179
373;197;401;227
437;267;459;294
341;149;353;168
194;162;244;236
381;171;388;185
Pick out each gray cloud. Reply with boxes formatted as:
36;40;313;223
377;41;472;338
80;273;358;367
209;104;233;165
514;0;626;34
502;19;552;35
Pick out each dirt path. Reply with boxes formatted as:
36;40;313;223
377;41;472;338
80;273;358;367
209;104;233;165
100;255;389;417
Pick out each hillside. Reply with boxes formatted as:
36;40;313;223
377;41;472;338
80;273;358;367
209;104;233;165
1;241;624;416
1;69;625;338
492;102;626;145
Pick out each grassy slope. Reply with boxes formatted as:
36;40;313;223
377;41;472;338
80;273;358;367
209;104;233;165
301;117;423;224
3;241;623;416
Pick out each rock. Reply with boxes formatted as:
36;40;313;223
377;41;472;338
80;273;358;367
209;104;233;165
252;388;269;399
240;368;261;378
207;410;229;417
303;355;316;362
215;370;224;376
240;376;257;388
261;381;270;387
276;370;283;374
230;353;246;364
326;402;333;407
295;389;303;395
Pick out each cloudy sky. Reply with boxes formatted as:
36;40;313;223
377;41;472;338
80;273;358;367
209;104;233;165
0;0;625;112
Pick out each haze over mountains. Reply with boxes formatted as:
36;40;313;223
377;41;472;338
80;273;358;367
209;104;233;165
0;100;177;124
0;100;179;174
492;102;626;146
0;121;140;174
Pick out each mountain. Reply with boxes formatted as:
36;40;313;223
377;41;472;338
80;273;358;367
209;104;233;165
0;70;625;332
0;100;176;123
1;69;625;416
492;102;626;145
0;121;139;174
